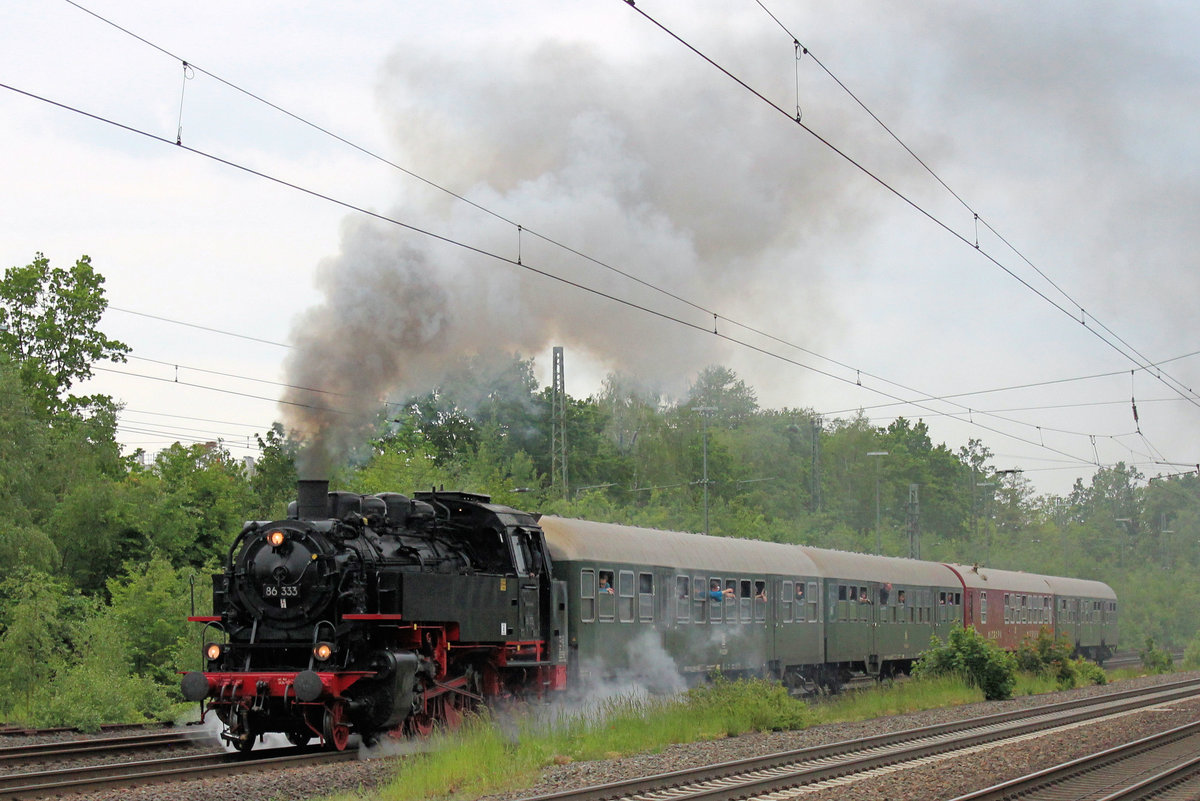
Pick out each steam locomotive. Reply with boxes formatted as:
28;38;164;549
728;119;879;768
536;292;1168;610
182;481;1117;751
181;480;567;751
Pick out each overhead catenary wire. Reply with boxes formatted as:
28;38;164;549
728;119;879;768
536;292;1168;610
54;0;1157;455
6;9;1190;478
0;82;1134;472
101;313;1198;483
622;0;1200;417
52;0;1194;474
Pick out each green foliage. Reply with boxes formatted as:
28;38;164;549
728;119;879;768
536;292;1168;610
106;556;200;684
0;253;129;415
1139;636;1174;674
374;679;811;801
812;673;983;723
913;625;1018;701
1014;629;1106;690
683;675;811;734
31;615;176;730
1182;631;1200;670
0;574;92;716
249;423;298;518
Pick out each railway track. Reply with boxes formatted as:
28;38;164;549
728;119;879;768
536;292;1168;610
0;744;357;800
1104;649;1184;671
0;730;209;767
948;720;1200;800
0;721;174;737
508;677;1200;801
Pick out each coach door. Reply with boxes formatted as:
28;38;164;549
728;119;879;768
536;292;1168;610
866;581;880;672
511;528;544;641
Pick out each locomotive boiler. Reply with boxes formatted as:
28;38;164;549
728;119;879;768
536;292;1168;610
181;480;567;751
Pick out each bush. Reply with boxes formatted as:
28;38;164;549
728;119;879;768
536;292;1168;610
684;675;811;734
1014;628;1106;690
1183;632;1200;670
1140;637;1174;674
31;616;177;731
913;625;1017;701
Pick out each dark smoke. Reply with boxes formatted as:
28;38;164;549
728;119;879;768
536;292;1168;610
280;39;856;469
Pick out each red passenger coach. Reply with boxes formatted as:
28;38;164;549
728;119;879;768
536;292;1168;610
944;563;1053;650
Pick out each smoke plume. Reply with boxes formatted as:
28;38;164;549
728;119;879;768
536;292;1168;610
280;37;864;471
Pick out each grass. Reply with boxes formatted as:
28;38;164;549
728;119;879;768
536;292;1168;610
808;674;982;725
325;666;1138;801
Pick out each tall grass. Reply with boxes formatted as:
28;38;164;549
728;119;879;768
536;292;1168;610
326;670;1107;801
809;674;982;725
345;678;811;801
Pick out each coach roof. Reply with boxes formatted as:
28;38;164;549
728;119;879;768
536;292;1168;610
539;516;820;576
802;547;958;586
944;563;1053;594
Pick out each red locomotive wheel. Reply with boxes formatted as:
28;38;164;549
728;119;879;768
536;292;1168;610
443;698;464;731
323;704;350;751
408;712;435;737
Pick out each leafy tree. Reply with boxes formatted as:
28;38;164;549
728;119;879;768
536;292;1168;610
125;443;257;567
0;357;51;528
34;614;175;730
250;423;299;518
106;556;199;685
683;365;758;425
0;253;129;415
51;476;132;592
0;574;87;716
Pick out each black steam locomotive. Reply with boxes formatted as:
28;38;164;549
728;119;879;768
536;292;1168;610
181;480;567;751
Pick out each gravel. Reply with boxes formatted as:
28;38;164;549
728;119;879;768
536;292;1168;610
22;671;1199;801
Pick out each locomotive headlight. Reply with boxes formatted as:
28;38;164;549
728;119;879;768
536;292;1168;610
267;529;287;548
205;642;222;661
313;642;334;662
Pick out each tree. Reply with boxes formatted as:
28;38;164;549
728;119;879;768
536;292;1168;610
123;443;256;567
106;556;198;685
0;574;85;715
0;253;129;415
250;423;299;518
683;365;758;425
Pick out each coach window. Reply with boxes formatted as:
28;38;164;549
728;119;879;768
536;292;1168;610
725;579;738;624
693;575;708;622
676;576;691;623
580;569;596;623
638;573;655;623
597;570;616;622
617;570;635;623
781;581;794;623
753;581;767;622
739;580;752;623
806;582;817;622
708;577;724;624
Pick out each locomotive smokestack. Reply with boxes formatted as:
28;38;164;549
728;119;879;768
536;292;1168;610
297;479;330;520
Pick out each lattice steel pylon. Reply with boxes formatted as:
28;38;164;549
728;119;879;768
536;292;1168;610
907;483;921;559
551;347;568;499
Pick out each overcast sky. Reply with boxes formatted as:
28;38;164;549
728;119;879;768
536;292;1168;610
2;1;1198;497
